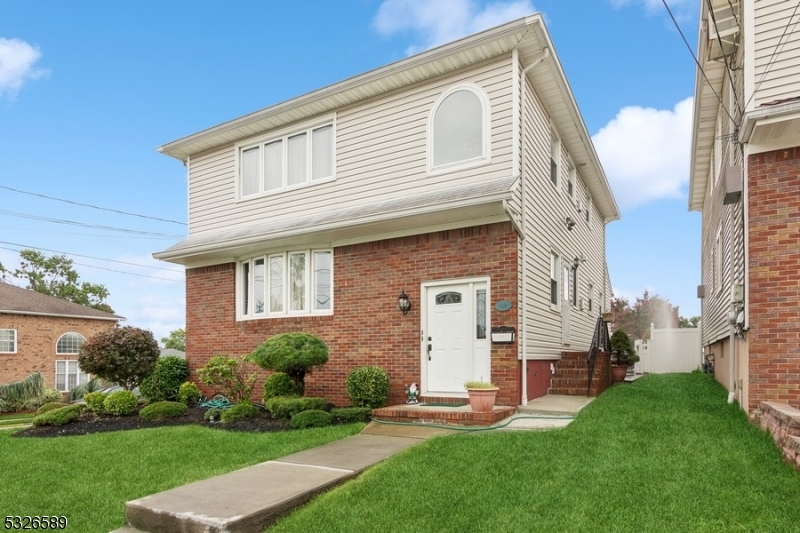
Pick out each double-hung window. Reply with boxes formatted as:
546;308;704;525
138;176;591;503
55;332;89;392
567;161;575;198
550;129;560;187
240;249;332;319
0;329;16;353
238;119;335;198
550;253;559;307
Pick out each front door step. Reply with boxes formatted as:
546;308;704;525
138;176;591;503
372;404;516;427
517;394;593;417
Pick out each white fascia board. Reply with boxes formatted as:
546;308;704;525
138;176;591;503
0;310;123;322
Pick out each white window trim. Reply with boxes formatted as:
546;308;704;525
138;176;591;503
588;283;594;314
550;125;560;190
56;332;86;355
55;359;90;392
238;248;333;320
0;328;17;354
715;228;723;295
586;195;593;229
550;252;560;311
427;83;491;175
234;114;337;201
567;159;576;199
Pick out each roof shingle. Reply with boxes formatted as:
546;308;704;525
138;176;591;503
0;282;122;321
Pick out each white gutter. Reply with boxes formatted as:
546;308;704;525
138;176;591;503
0;310;122;321
517;47;550;407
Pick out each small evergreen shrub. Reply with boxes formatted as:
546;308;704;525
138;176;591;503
263;372;298;400
178;382;201;405
291;410;332;429
36;402;69;415
139;356;190;402
330;407;373;424
83;391;107;414
221;402;261;423
266;396;326;419
346;366;389;408
250;333;329;395
139;401;187;421
32;404;82;427
103;390;137;416
204;407;223;422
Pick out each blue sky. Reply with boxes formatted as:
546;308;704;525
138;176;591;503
0;0;701;342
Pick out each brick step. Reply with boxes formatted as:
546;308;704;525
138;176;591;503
552;368;588;378
372;404;516;427
551;378;590;388
550;387;590;396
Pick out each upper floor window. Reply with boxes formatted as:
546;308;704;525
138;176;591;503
550;129;560;188
429;84;490;172
56;332;86;354
550;253;559;307
0;329;16;353
237;118;335;198
567;161;575;198
585;195;593;227
588;283;594;313
240;249;332;319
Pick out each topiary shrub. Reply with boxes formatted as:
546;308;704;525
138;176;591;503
78;326;160;391
610;329;639;366
330;407;373;424
139;401;187;421
103;390;137;416
204;407;223;422
265;396;326;419
263;372;298;400
221;402;261;423
139;356;189;402
290;410;332;429
178;381;201;406
36;402;69;415
250;333;329;396
32;404;82;427
83;391;107;414
346;366;389;408
198;355;257;403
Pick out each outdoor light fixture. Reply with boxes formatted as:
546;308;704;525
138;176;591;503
398;289;411;315
573;256;581;270
565;216;576;231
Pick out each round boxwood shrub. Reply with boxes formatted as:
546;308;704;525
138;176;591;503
250;333;329;395
103;390;137;416
291;410;332;429
263;372;298;400
221;402;261;423
139;401;187;421
265;396;327;419
32;404;82;427
346;366;389;408
36;402;70;415
83;391;107;414
178;381;201;406
139;356;190;402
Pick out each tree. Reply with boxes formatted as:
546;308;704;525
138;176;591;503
609;291;679;340
250;332;329;396
679;315;701;328
197;355;256;403
78;326;160;390
0;249;114;313
161;328;186;351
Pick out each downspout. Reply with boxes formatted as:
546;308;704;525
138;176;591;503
728;309;735;404
516;46;550;406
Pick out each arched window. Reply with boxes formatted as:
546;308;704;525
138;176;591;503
430;84;489;171
56;332;86;354
55;332;89;392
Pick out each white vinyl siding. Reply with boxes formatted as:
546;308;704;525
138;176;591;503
753;0;800;108
239;249;332;319
0;329;16;353
186;56;513;237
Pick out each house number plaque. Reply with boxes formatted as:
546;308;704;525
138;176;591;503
495;300;512;312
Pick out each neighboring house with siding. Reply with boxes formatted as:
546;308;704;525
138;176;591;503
154;15;619;407
689;0;800;415
0;282;121;392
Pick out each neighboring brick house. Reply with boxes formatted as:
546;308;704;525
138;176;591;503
0;282;121;392
155;15;620;407
689;1;800;415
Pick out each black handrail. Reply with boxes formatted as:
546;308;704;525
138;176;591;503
587;316;611;396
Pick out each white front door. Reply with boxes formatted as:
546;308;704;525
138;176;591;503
424;280;490;395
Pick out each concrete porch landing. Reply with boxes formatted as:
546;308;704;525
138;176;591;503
517;394;595;416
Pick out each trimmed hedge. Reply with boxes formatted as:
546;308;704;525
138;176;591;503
139;356;189;402
139;401;187;421
221;402;261;423
346;366;389;408
266;396;326;419
263;372;298;400
103;390;137;416
36;402;69;415
330;407;372;424
290;410;332;429
178;382;201;406
32;404;82;427
83;391;107;414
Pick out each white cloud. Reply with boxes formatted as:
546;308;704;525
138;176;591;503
608;0;696;20
592;97;693;210
0;37;48;99
373;0;535;56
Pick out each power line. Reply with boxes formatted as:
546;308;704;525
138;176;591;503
0;185;187;226
0;225;178;240
706;0;743;119
661;0;737;125
0;210;184;238
0;240;184;273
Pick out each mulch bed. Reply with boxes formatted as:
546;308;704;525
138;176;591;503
13;407;292;438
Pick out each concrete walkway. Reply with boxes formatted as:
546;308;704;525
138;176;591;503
112;395;592;533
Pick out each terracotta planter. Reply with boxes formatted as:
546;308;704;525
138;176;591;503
611;365;628;383
466;388;499;413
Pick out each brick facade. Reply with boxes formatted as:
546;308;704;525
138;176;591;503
748;147;800;411
0;314;116;389
186;222;519;407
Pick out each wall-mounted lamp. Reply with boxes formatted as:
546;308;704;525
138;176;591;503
565;216;576;231
572;255;587;270
398;289;412;315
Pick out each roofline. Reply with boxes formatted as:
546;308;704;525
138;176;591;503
0;309;123;321
688;0;710;212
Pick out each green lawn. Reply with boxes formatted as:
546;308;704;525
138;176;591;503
0;423;363;532
269;373;800;533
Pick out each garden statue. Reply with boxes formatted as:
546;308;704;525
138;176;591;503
405;382;419;404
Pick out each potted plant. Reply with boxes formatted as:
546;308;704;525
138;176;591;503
610;329;639;382
464;380;499;413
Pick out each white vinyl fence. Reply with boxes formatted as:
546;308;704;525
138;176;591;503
633;323;702;374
